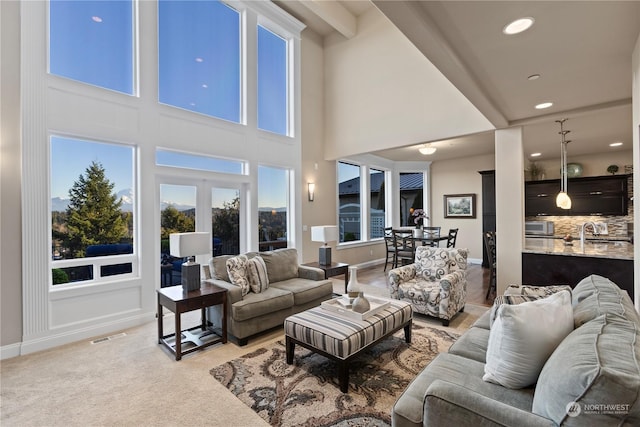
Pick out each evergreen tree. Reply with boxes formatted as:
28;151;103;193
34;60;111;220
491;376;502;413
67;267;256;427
65;161;127;257
160;205;195;239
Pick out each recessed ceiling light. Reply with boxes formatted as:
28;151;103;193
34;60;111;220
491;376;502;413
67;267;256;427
609;142;623;147
530;152;542;157
527;74;540;81
503;17;535;35
535;102;553;109
92;16;103;23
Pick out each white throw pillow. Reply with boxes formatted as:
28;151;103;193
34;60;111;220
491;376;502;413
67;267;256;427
483;290;573;389
247;256;269;293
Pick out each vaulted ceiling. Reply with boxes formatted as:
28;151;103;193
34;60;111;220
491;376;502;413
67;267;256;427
275;0;639;162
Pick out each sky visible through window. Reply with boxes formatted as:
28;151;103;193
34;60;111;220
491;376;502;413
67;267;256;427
50;1;292;211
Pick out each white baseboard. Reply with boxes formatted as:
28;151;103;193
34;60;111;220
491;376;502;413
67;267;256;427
3;311;155;360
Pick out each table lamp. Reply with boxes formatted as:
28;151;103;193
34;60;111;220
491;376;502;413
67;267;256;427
169;232;210;292
311;225;338;265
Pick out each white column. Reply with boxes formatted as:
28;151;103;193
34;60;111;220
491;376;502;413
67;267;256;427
495;127;525;293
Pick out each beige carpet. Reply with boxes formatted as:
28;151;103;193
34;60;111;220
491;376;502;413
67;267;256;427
0;280;486;427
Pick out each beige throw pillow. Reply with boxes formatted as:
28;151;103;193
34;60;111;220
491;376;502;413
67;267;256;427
247;256;269;293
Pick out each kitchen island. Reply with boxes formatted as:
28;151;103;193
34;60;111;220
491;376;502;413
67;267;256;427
522;237;634;299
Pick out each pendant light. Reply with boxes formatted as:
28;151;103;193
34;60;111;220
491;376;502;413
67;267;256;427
555;119;572;209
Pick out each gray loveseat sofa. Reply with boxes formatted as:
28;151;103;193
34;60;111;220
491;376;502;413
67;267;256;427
203;248;333;345
392;274;640;426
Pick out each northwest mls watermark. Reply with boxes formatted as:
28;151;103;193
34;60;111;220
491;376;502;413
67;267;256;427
566;401;631;417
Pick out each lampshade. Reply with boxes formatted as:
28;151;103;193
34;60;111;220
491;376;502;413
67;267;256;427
311;226;338;244
169;232;210;257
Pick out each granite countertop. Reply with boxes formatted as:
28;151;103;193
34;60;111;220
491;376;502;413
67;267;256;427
523;237;633;260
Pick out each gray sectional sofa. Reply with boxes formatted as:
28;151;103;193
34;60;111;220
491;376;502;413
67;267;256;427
203;248;333;345
392;274;640;426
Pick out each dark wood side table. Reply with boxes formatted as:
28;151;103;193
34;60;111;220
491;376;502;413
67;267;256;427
303;261;349;293
157;283;227;361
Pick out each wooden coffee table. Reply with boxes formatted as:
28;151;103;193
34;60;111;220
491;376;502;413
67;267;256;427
157;283;227;360
284;298;412;392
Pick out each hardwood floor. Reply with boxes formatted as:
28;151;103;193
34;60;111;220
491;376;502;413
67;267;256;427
336;262;494;307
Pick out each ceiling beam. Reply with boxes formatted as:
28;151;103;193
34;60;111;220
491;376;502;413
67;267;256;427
299;0;357;39
508;98;632;127
373;0;509;129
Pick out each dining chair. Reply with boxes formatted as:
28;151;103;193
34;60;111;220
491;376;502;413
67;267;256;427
393;229;416;267
446;228;459;248
383;227;396;271
422;226;441;247
483;231;497;299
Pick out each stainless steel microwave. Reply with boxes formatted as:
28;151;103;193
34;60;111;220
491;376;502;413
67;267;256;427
525;221;554;236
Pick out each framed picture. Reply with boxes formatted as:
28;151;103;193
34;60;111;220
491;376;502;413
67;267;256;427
444;193;476;218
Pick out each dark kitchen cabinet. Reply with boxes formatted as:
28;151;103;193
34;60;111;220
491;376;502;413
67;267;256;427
525;174;629;216
479;170;495;267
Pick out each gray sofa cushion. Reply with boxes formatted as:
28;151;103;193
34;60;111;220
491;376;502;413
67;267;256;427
448;326;490;363
231;286;294;322
472;310;491;330
572;274;639;327
392;353;535;427
209;255;233;282
260;248;299;283
533;314;640;426
270;278;332;306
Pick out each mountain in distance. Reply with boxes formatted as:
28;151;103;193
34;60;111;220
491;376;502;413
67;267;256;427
51;188;136;212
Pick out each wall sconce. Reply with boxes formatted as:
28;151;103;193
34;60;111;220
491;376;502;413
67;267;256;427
308;182;315;201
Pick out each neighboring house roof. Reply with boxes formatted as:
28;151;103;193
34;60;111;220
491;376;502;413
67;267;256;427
338;172;423;195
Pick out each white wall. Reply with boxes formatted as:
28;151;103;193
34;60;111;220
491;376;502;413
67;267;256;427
430;154;495;263
0;0;23;352
322;6;494;161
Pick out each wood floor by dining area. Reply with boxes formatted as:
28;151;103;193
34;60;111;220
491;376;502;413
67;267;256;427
343;262;494;307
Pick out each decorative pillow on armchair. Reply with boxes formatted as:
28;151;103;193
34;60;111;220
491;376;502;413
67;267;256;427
414;247;450;280
226;254;250;297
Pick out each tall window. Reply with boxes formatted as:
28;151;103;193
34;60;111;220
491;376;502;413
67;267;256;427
399;172;424;226
49;0;134;95
370;169;386;239
212;188;241;256
158;0;241;122
338;162;361;242
257;25;288;135
258;166;288;251
51;137;136;285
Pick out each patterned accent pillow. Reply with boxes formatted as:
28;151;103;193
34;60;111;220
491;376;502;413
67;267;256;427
226;254;250;297
247;256;269;293
504;284;572;297
415;247;450;280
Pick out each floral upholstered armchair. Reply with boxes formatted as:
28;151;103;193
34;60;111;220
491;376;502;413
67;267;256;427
388;246;468;326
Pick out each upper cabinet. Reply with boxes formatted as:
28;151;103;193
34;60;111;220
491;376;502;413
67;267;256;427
525;175;629;217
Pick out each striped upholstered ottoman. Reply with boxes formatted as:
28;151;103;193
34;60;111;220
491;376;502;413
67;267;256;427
284;299;412;392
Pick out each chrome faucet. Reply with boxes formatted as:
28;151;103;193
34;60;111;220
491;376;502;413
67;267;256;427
580;222;599;245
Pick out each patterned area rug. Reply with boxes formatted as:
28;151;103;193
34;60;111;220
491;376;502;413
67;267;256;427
210;323;458;427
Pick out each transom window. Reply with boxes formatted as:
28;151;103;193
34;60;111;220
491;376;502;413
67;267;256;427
156;149;245;175
158;0;241;122
257;25;289;135
49;0;135;95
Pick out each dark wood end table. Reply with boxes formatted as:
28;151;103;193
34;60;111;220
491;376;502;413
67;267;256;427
303;261;349;293
157;283;227;361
